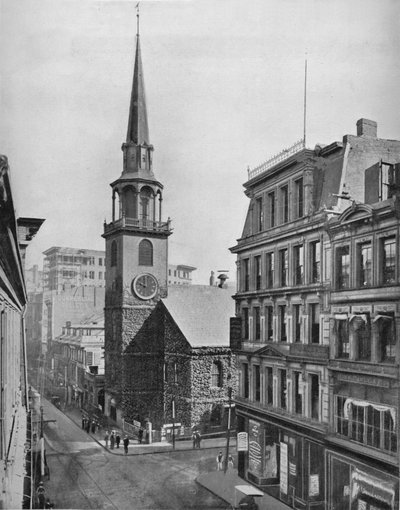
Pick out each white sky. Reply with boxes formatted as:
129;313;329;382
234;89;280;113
1;0;400;284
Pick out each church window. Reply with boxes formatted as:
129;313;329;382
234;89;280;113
140;189;151;221
111;241;117;267
211;361;223;387
139;239;153;266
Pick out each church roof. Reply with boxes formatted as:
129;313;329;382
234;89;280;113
162;285;235;348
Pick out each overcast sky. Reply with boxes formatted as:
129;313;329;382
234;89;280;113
1;0;400;284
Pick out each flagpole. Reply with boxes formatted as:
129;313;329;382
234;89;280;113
303;57;307;147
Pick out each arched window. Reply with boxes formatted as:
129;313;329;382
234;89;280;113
139;239;153;266
211;361;223;387
111;241;117;267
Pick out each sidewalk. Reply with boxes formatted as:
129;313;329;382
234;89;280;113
57;404;236;455
196;471;291;510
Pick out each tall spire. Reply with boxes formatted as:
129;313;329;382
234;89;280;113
126;4;150;145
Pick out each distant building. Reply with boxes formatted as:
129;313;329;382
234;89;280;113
230;120;400;509
25;264;43;293
168;264;196;285
42;246;105;291
47;313;104;412
0;155;43;510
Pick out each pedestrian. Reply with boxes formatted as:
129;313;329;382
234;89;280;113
116;432;121;448
192;430;197;449
216;451;223;471
110;431;115;449
104;431;109;448
195;431;201;448
81;416;86;430
138;427;143;444
91;420;96;434
86;419;90;433
228;454;234;469
123;435;129;455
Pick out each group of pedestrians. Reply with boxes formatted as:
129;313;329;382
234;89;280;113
81;416;98;434
104;430;130;454
216;451;234;471
191;430;202;448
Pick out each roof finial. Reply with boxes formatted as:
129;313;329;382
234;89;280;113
136;2;140;37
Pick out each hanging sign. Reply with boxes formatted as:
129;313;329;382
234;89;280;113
237;432;248;451
280;442;288;495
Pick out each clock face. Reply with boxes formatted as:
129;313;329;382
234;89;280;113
132;273;158;300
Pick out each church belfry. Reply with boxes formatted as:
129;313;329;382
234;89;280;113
103;9;172;421
103;8;171;304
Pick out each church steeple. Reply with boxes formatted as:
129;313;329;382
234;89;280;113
121;7;154;176
126;26;149;145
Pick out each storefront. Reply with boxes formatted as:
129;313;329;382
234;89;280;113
327;451;398;510
239;412;326;509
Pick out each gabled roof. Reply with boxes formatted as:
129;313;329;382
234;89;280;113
162;285;235;348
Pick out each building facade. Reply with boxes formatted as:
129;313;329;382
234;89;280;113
0;155;43;510
48;313;104;412
230;120;400;509
168;264;197;285
42;246;106;292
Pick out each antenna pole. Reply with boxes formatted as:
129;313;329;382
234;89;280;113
303;57;307;147
136;2;140;36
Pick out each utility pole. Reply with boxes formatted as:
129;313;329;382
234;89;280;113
172;398;175;450
223;386;232;474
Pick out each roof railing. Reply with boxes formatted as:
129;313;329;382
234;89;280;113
247;138;305;180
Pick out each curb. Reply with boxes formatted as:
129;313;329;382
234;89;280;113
49;409;232;457
194;477;230;507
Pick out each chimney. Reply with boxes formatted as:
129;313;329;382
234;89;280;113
209;271;215;286
356;118;377;138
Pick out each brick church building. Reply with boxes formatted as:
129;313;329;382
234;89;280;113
102;15;236;433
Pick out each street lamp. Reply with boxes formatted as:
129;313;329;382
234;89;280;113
224;385;233;474
172;397;176;450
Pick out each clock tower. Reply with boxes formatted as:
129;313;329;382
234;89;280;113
102;12;172;423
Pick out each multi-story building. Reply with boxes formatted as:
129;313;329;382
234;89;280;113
0;155;43;509
48;313;104;411
230;120;400;509
42;246;105;291
168;264;196;285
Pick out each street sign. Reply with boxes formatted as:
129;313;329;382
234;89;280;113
163;423;181;428
237;431;248;451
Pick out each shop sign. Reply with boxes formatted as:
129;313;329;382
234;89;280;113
309;474;320;497
248;420;263;476
280;442;288;495
237;432;248;451
289;462;297;477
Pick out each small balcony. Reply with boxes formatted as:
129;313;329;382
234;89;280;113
104;217;172;235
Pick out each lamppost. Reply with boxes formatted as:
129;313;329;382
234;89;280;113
224;385;233;474
172;397;176;450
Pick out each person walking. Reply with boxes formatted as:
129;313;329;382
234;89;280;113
86;419;90;433
123;435;129;455
104;431;109;448
91;420;96;434
216;451;223;471
138;427;143;444
192;431;197;449
228;454;234;469
81;416;86;430
110;431;115;449
116;432;121;449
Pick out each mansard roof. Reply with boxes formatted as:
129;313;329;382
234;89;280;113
161;285;234;348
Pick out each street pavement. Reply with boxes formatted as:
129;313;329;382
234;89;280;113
46;402;289;510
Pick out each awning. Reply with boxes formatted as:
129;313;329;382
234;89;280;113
343;398;396;427
349;314;368;323
351;468;395;507
373;314;393;322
